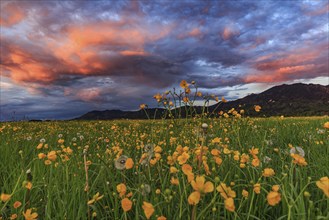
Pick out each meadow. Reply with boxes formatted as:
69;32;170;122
1;81;329;220
0;116;328;220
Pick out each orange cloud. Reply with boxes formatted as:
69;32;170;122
177;27;202;39
2;19;173;84
0;2;26;27
222;26;239;40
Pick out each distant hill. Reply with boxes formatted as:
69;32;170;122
75;83;329;120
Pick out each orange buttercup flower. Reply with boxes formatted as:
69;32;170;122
323;122;329;129
182;164;194;182
291;153;307;166
25;181;33;190
139;104;147;109
23;208;38;220
125;158;134;169
251;158;260;167
38;153;46;159
157;216;167;220
44;160;51;165
142;201;155;219
117;183;127;198
191;176;214;194
216;183;236;199
177;152;190;165
316;176;329;197
182;96;189;103
121;198;132;212
10;214;18;219
47;151;57;161
87;192;104;205
170;177;179;185
249;147;259;156
13;201;22;209
267;191;281;206
271;185;279;192
262;168;275;177
170;166;178;174
253;183;261;194
242;189;249;198
224;197;235;212
0;193;11;202
188;191;201;205
254;105;261;112
180;80;188;89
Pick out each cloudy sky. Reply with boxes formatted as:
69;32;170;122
1;0;328;120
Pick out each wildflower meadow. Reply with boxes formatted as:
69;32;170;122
1;80;328;220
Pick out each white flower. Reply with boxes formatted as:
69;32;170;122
201;123;208;129
263;156;272;163
115;155;128;170
289;146;305;157
317;129;325;134
40;138;46;143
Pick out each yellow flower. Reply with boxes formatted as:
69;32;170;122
253;183;261;194
262;168;275;177
188;191;201;205
142;201;155;219
291;153;307;166
157;216;167;220
242;189;249;198
121;198;132;212
177;152;190;165
23;208;38;220
267;191;281;206
87;192;104;205
216;183;236;199
0;193;11;202
117;183;127;198
183;96;189;103
224;198;235;212
191;176;214;193
13;201;22;209
254;105;261;112
180;80;188;89
221;96;227;103
316;176;329;197
44;160;51;165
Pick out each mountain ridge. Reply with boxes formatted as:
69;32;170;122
75;83;329;120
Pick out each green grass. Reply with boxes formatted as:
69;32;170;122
0;116;328;220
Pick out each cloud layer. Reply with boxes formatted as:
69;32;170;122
1;0;328;120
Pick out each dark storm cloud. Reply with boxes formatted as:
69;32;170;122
0;0;328;120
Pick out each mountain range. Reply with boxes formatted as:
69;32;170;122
75;83;329;120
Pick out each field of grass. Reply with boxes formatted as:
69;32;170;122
0;116;328;220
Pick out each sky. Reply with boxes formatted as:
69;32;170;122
0;0;328;121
